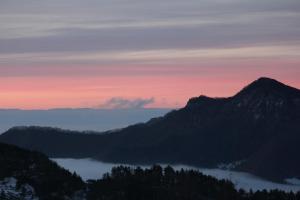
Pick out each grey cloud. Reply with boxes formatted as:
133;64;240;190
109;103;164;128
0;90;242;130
0;0;300;64
1;13;299;55
100;97;155;109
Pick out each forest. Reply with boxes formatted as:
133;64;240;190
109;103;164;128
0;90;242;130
1;141;300;200
87;165;300;200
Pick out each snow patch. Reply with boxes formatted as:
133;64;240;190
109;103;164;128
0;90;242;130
0;177;39;200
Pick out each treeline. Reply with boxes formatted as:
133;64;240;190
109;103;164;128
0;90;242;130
0;142;85;200
87;165;300;200
1;141;300;200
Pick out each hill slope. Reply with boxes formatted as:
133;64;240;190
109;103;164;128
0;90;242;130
1;77;300;181
0;142;85;200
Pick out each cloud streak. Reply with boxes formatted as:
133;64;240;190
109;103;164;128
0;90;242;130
1;45;300;66
99;97;155;109
0;0;300;54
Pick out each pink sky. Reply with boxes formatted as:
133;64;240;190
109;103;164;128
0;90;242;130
1;63;299;109
1;0;300;109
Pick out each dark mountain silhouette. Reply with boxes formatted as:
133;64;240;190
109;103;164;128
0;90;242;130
0;142;85;199
1;77;300;181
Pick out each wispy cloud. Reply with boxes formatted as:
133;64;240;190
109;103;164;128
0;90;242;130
99;97;155;109
1;0;300;54
1;45;300;65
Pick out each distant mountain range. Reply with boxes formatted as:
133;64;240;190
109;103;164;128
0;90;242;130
1;77;299;182
0;108;170;133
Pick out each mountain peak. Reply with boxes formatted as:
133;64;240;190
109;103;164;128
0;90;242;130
234;77;300;99
255;77;279;82
242;77;285;90
185;77;300;109
248;77;284;88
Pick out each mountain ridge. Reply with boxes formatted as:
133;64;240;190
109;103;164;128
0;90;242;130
1;77;299;182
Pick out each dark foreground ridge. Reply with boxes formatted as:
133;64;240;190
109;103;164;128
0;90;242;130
1;77;300;182
1;143;300;200
0;142;85;200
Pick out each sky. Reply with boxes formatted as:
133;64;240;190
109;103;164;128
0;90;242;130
0;0;300;109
